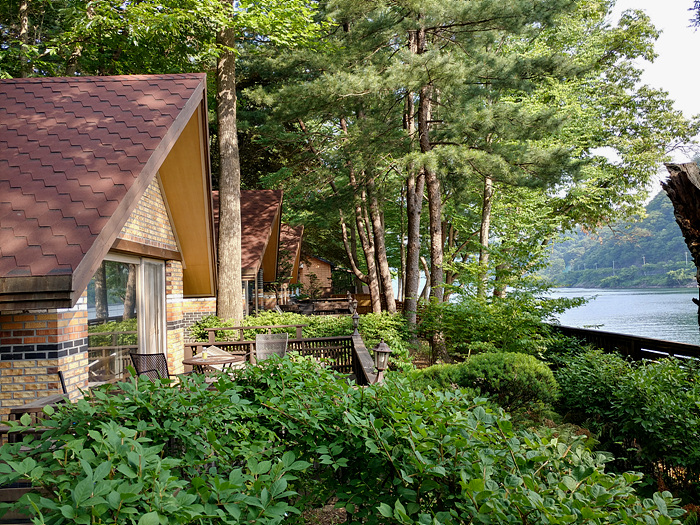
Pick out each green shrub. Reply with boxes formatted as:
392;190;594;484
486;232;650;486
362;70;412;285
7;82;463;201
556;350;700;501
612;358;700;499
414;352;559;415
419;292;585;358
0;358;682;524
0;373;311;524
556;349;631;425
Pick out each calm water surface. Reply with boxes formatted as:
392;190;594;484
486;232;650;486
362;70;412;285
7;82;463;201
549;288;700;345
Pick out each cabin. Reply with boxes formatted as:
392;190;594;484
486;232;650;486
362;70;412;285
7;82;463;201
277;224;304;304
212;190;283;315
299;255;334;298
0;74;217;412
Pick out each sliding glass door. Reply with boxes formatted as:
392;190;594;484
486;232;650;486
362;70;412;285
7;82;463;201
86;255;165;385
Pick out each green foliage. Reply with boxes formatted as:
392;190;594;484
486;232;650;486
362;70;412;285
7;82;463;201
555;349;631;423
419;292;585;357
88;318;138;346
0;372;311;524
0;357;684;524
189;311;412;369
414;352;559;415
556;350;700;500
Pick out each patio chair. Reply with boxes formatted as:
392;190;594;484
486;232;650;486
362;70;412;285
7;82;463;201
255;333;288;362
129;352;171;381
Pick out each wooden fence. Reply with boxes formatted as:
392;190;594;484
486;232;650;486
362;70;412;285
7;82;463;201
550;324;700;361
185;330;376;385
87;330;137;384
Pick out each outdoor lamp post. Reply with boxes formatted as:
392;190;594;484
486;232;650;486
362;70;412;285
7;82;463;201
352;309;360;335
373;339;392;383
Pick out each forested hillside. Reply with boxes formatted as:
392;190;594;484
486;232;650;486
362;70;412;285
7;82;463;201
541;190;696;288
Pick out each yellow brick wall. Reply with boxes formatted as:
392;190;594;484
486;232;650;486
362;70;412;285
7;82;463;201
117;176;178;252
166;260;185;375
0;296;89;416
299;257;333;297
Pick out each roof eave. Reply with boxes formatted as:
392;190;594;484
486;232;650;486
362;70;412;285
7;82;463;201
0;275;73;311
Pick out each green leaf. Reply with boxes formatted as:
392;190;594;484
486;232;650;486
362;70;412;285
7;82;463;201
72;477;93;505
138;511;161;525
60;505;76;519
378;503;393;517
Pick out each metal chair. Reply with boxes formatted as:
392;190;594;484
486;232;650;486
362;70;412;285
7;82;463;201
129;352;171;381
255;333;288;362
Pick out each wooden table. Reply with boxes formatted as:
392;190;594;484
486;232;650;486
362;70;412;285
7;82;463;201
182;354;246;373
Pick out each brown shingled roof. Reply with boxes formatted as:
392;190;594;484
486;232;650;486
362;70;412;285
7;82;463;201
280;224;303;257
212;190;283;278
0;74;208;309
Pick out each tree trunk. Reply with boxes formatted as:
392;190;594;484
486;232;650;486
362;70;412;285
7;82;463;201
355;185;381;313
443;222;455;303
339;207;369;285
493;263;508;298
477;175;494;299
368;179;396;313
399;185;406;302
19;0;30;77
122;264;137;320
216;27;244;321
403;28;424;332
416;25;443;303
420;94;445;306
94;262;108;321
663;162;700;330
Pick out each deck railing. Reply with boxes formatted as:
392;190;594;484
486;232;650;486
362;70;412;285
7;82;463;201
185;329;376;385
550;324;700;361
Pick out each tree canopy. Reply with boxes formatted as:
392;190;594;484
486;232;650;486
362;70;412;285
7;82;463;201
2;0;697;318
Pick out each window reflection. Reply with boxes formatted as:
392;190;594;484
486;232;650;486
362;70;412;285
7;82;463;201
87;260;138;386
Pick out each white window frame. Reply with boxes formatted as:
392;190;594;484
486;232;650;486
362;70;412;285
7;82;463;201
137;258;166;355
102;253;166;355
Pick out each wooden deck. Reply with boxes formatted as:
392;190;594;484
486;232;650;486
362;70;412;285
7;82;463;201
185;330;376;385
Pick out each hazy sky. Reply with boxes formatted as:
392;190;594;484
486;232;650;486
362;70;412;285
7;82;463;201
610;1;700;175
612;1;699;117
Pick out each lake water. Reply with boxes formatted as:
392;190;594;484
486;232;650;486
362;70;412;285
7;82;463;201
548;288;700;345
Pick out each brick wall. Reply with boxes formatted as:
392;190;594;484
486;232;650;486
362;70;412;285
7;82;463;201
182;298;217;343
166;260;185;374
0;296;89;415
117;176;179;252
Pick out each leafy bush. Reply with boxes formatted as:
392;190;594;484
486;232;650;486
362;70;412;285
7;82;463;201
556;349;631;424
0;373;311;524
87;317;138;346
414;352;559;414
556;350;700;501
190;311;412;369
419;292;585;357
0;358;683;524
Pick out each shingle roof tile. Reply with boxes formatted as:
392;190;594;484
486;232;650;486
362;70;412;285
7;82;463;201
0;73;205;280
212;190;283;274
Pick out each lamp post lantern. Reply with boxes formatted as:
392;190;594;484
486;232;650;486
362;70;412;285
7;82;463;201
373;339;392;383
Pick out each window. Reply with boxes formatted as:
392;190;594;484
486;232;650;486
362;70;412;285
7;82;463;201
86;256;165;385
